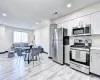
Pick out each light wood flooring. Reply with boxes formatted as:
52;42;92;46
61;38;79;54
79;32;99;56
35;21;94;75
0;53;100;80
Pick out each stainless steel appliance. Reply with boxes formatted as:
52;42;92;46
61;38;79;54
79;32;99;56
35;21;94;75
49;24;57;59
72;24;91;36
52;28;68;64
70;39;92;74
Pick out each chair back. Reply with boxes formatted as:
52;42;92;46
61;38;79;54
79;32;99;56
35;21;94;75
31;48;40;56
16;48;23;56
37;46;42;52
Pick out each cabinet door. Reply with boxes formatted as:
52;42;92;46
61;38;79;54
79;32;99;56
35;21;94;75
91;12;100;34
90;51;100;75
72;18;81;27
81;15;91;26
65;46;70;64
57;22;68;29
68;18;80;36
68;20;73;36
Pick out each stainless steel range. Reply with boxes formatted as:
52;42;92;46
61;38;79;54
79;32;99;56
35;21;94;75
70;39;92;74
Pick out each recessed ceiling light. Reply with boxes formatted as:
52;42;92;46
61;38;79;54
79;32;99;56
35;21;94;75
36;22;38;24
52;12;58;15
67;4;72;8
2;13;7;17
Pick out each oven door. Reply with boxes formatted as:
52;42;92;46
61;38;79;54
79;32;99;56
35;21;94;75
70;50;90;66
73;27;84;36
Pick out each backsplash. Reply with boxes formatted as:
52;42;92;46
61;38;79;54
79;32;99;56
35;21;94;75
69;35;100;47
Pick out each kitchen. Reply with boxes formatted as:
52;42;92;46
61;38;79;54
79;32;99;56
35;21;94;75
48;2;100;77
1;0;100;80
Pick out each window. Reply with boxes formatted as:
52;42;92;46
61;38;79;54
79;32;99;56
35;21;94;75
13;31;28;43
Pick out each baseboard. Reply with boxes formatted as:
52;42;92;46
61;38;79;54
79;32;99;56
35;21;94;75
90;72;100;77
53;60;64;65
70;67;89;75
48;57;52;59
65;63;70;66
5;51;8;53
0;51;8;54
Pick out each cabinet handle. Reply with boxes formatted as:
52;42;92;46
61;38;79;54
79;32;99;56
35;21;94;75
91;56;92;62
79;21;80;26
80;21;83;26
81;21;83;26
96;53;99;54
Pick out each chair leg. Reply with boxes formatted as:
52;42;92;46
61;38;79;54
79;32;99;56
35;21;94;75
16;56;19;64
18;57;21;65
32;56;34;66
17;57;20;66
40;53;42;60
24;54;27;61
38;55;41;63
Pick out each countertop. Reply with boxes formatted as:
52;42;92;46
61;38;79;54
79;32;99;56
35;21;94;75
90;47;100;50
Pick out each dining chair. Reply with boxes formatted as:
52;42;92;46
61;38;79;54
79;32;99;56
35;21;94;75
31;48;41;65
16;48;27;64
37;46;43;59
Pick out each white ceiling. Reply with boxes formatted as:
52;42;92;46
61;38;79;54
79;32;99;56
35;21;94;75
0;0;99;30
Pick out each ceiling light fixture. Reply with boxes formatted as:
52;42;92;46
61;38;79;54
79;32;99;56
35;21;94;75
67;4;72;8
36;22;38;24
2;13;7;17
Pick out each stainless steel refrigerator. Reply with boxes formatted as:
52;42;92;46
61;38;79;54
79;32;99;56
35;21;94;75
52;28;67;64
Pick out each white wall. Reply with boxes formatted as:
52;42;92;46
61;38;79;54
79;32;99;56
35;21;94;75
34;26;50;53
0;26;6;52
52;2;100;47
0;25;33;52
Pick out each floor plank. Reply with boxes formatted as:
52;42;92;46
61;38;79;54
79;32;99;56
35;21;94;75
0;53;100;80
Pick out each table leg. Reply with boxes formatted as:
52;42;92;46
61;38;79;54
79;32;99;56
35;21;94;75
28;53;30;64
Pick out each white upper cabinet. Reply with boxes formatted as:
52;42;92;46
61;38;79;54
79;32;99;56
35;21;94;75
67;15;91;36
68;18;80;36
68;20;73;36
80;15;91;26
72;18;81;27
57;22;68;29
57;11;100;36
91;12;100;35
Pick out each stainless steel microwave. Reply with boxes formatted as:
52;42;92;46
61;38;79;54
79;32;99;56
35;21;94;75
72;24;91;36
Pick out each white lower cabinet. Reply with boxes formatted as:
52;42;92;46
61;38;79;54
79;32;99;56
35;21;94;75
90;49;100;75
64;45;70;65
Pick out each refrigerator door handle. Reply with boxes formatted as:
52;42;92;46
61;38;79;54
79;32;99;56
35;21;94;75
56;40;59;61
